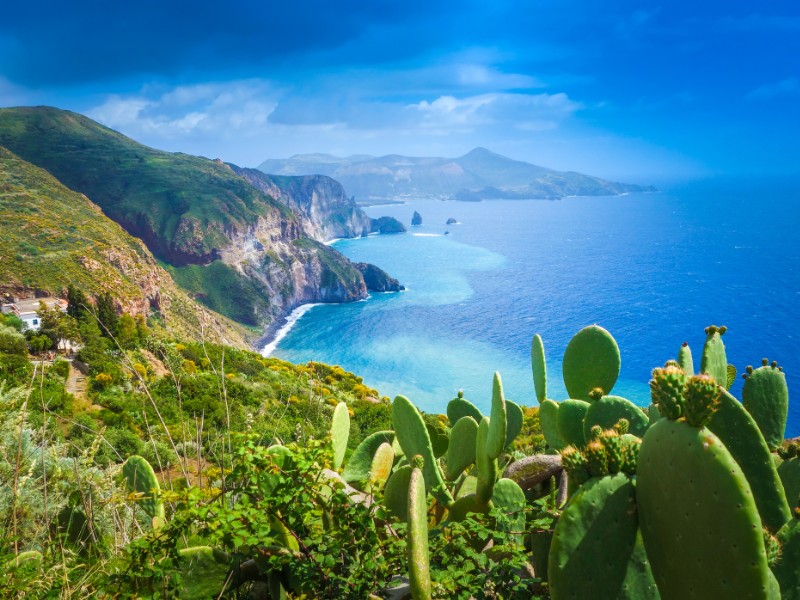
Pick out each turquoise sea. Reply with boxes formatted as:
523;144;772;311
269;178;800;435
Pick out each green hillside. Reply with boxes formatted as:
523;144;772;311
0;145;249;346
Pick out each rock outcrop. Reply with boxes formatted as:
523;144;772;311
411;211;423;226
371;216;407;234
354;263;405;293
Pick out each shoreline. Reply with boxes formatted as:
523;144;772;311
260;303;322;357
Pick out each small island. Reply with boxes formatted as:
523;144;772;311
411;211;423;226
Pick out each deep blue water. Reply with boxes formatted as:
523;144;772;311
271;178;800;435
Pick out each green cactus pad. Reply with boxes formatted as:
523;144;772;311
549;473;657;600
425;420;450;459
383;465;413;520
773;518;800;599
582;396;648;440
646;403;661;425
486;372;507;460
121;455;165;522
330;402;350;470
778;457;800;509
678;341;694;375
505;400;524;448
557;399;591;447
408;467;432;600
743;363;789;452
476;416;498;504
637;418;776;599
455;474;478;499
446;493;489;522
392;396;453;506
707;389;791;532
6;550;43;568
56;507;92;554
540;399;566;450
369;442;395;490
562;325;621;400
445;416;479;480
532;333;547;403
700;326;728;386
492;478;527;545
446;394;483;426
177;546;231;600
343;430;395;485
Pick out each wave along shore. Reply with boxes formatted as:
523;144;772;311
261;303;322;357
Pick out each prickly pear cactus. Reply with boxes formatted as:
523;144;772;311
773;516;800;599
408;466;432;600
475;416;498;504
343;430;395;485
582;393;648;440
532;333;547;403
707;389;791;532
331;402;350;470
548;473;657;600
491;478;527;545
700;325;728;386
486;372;507;460
383;465;413;520
678;341;694;375
562;325;621;401
778;445;800;509
638;368;777;599
742;359;789;452
539;399;565;450
392;396;453;506
505;399;524;447
177;546;232;600
445;416;478;480
368;442;395;490
447;391;482;426
122;455;165;524
557;399;590;447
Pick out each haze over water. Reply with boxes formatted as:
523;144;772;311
272;178;800;435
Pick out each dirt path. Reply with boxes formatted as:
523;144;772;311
65;361;91;410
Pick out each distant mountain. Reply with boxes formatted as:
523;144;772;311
258;147;655;202
0;146;248;346
0;107;400;331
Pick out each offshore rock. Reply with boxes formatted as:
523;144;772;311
411;211;423;226
354;263;405;292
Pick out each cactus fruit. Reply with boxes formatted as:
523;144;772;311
742;361;789;452
562;325;621;401
122;455;165;525
407;467;432;600
678;341;694;375
343;430;395;485
383;465;413;520
331;402;350;470
369;442;395;490
773;517;800;599
532;333;547;403
177;546;232;600
707;389;791;532
392;396;453;506
700;325;728;386
539;399;566;450
491;478;527;545
446;392;482;426
505;400;524;448
561;446;591;485
637;418;777;599
475;416;498;504
778;456;800;510
556;399;590;447
445;416;479;480
486;372;507;460
582;395;649;440
549;473;657;600
683;373;720;428
649;364;687;421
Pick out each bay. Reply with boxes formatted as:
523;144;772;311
271;177;800;435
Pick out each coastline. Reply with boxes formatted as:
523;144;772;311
260;303;322;357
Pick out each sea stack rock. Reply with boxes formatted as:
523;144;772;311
371;216;406;234
446;217;458;224
411;211;423;226
354;263;405;292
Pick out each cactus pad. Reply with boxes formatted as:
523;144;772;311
343;430;395;485
408;467;432;600
700;325;728;386
392;395;453;506
556;399;590;447
562;325;621;401
582;395;648;440
531;333;547;403
486;372;507;460
383;465;413;520
476;416;498;504
369;442;395;490
637;418;776;599
330;402;350;470
678;341;694;375
505;400;524;448
492;478;527;545
122;455;165;523
539;399;565;450
549;473;657;600
778;457;800;510
707;389;791;532
447;393;483;426
773;518;800;599
177;546;232;600
445;416;479;480
743;361;789;451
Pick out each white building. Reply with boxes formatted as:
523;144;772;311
1;297;68;331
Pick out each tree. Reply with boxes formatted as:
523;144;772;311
66;284;91;324
96;292;118;338
117;314;138;349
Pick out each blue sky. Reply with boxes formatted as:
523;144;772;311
1;1;798;180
